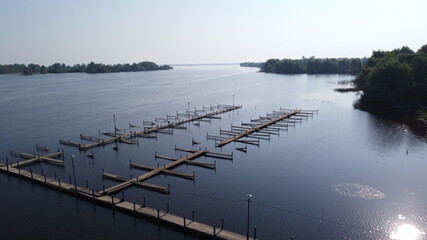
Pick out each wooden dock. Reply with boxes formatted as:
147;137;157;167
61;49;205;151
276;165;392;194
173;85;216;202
209;108;317;147
61;105;241;150
0;150;252;240
103;147;231;195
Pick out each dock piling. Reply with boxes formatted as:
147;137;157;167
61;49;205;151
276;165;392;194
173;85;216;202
192;210;195;221
254;226;257;239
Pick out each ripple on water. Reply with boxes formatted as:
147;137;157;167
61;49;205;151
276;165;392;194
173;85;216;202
332;182;385;200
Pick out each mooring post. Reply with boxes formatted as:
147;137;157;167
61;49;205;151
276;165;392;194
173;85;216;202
221;218;224;230
59;179;61;188
143;196;146;206
54;171;57;180
41;167;44;176
192;210;195;221
133;202;136;214
44;175;47;184
111;195;114;208
254;226;257;239
246;194;253;240
183;217;186;229
69;175;72;184
30;170;33;179
86;179;88;188
17;161;20;175
157;209;160;222
213;224;216;238
167;203;169;213
92;189;95;201
103;185;105;192
121;191;125;200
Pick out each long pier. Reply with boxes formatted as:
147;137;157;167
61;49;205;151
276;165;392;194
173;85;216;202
62;105;241;150
0;150;252;240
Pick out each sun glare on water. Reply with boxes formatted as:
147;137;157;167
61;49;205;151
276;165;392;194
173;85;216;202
390;224;424;240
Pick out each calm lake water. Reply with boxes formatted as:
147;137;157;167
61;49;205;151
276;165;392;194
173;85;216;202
0;65;426;240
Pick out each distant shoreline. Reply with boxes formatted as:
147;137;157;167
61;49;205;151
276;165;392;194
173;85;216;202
0;61;172;75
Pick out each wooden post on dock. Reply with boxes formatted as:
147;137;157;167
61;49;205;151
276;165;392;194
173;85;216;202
113;114;117;137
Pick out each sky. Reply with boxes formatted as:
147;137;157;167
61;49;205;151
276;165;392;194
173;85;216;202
1;0;426;65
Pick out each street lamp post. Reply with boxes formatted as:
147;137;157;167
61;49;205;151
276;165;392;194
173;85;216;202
246;194;252;240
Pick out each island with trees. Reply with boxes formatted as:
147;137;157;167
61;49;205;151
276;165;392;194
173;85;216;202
0;61;172;75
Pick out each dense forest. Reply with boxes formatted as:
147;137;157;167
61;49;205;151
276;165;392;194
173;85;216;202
354;45;427;112
262;57;365;75
0;61;172;75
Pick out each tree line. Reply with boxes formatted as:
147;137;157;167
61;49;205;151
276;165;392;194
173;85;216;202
240;62;265;68
0;61;172;75
262;57;365;75
354;45;427;111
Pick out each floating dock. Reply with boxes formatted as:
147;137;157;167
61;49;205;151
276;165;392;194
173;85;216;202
0;149;252;240
2;105;317;240
61;105;241;150
209;108;317;147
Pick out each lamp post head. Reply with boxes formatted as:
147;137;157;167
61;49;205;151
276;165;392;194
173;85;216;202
71;155;75;159
246;194;252;199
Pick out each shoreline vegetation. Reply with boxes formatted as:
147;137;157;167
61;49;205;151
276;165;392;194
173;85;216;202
241;44;427;137
241;57;366;75
0;61;172;75
353;44;427;137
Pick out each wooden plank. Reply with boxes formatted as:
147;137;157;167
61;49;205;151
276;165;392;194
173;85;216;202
130;163;194;180
104;151;206;194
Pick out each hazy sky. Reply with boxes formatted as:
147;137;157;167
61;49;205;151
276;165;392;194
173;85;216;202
1;0;426;65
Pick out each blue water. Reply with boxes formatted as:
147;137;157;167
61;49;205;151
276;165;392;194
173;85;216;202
0;65;426;240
